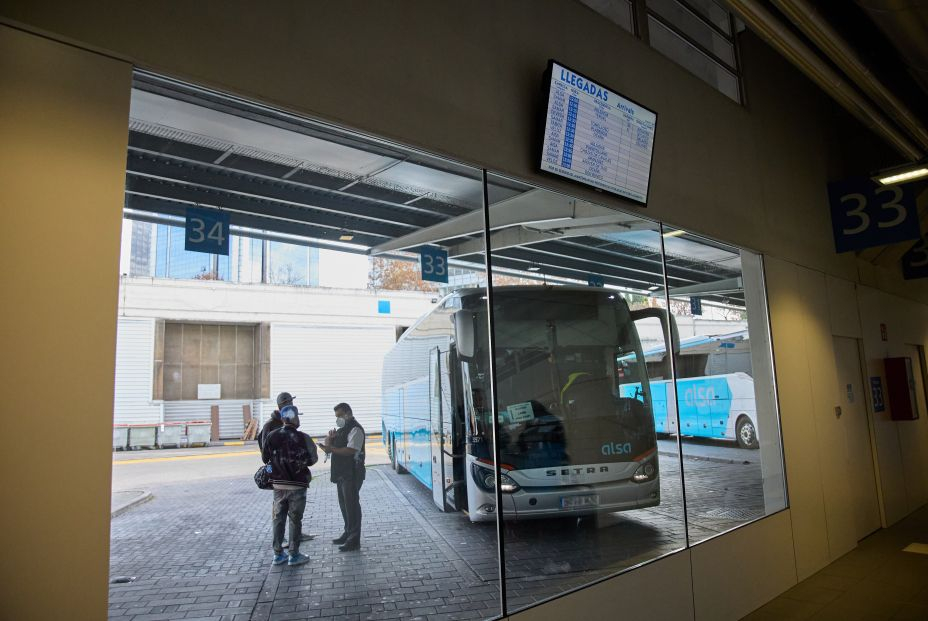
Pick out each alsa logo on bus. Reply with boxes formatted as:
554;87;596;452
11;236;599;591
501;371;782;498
684;385;716;407
601;441;632;456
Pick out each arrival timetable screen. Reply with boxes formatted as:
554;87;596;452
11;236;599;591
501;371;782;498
540;61;657;205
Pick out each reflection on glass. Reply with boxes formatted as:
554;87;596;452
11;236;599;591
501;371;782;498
486;175;686;612
124;78;502;621
660;225;785;544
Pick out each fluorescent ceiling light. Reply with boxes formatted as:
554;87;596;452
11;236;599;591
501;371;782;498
876;167;928;185
648;285;660;291
338;231;354;241
662;229;685;238
526;262;541;272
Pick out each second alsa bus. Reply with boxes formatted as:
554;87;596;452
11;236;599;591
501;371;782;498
381;286;673;522
619;330;759;449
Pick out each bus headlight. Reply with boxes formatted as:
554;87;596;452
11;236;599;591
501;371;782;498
471;463;521;493
632;460;657;483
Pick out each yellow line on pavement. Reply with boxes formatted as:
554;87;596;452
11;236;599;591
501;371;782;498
114;451;260;465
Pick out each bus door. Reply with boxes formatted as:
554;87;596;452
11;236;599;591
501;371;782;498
429;347;450;511
708;376;733;438
440;350;461;511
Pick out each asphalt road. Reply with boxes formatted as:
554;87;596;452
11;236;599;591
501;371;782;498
111;437;758;493
112;440;391;492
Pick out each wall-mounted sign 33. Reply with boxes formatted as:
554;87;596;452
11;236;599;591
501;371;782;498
828;177;919;253
902;237;928;280
419;246;448;284
185;207;230;256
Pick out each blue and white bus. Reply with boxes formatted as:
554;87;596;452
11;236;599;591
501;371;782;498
381;286;669;521
619;330;759;449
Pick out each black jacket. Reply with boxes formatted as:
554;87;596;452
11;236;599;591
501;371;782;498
257;413;283;451
262;425;318;488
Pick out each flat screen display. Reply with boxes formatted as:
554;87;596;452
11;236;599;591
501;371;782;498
540;60;658;205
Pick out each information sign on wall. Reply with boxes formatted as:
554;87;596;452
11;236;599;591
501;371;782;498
827;177;919;253
185;207;230;255
870;376;885;413
902;237;928;280
540;61;658;205
419;246;448;283
690;297;703;316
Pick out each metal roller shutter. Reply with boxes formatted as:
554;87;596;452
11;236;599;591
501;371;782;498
271;324;395;436
113;318;161;426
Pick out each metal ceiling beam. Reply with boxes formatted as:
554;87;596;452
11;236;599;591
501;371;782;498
369;190;629;255
725;0;923;159
773;0;928;151
127;149;441;229
533;238;734;283
125;176;410;240
124;194;391;247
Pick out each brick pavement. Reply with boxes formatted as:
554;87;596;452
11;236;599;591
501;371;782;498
109;454;765;620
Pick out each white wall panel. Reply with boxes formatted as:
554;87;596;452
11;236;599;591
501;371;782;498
506;551;693;621
826;276;861;339
797;267;858;561
765;257;830;579
857;286;928;524
113;318;161;425
271;324;396;436
692;511;796;621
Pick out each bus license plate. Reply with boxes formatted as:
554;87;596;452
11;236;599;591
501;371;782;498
560;494;599;509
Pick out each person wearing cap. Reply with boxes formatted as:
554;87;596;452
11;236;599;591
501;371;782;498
262;405;318;567
257;392;294;451
260;392;317;549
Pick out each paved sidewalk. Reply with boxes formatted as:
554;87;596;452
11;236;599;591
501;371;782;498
109;453;765;620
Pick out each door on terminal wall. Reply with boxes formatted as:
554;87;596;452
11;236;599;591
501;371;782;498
833;336;882;540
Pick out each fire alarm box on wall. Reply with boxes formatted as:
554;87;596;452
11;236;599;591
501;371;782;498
884;357;919;421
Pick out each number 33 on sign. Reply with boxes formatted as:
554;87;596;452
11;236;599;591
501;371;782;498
185;207;230;256
828;177;920;253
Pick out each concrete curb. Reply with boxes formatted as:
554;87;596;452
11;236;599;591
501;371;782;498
111;490;153;517
658;450;754;466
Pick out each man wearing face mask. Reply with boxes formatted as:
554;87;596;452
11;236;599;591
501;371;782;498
318;402;365;552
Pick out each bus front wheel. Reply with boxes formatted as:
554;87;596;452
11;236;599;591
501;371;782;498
736;416;759;449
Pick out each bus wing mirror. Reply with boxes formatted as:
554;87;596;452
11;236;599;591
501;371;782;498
454;310;475;359
630;308;680;355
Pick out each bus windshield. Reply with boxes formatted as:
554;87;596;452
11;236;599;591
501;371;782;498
467;288;655;470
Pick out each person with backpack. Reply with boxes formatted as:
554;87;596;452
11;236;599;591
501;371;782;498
257;392;293;451
261;405;318;567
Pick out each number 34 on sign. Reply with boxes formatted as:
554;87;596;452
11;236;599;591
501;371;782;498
185;207;230;256
828;177;920;253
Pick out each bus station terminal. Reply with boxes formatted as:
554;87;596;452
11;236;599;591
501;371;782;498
3;3;928;620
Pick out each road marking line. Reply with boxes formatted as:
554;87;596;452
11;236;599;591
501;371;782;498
114;451;260;465
223;441;245;446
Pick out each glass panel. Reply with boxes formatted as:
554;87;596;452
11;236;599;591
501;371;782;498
647;0;735;66
659;224;786;545
683;0;731;33
648;16;740;103
115;76;502;621
485;174;686;611
579;0;635;34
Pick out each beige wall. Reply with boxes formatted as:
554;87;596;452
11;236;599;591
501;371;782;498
0;25;132;620
2;3;928;620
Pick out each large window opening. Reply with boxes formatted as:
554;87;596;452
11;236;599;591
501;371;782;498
109;72;784;620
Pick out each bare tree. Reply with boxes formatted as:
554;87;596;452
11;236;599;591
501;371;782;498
368;257;439;292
